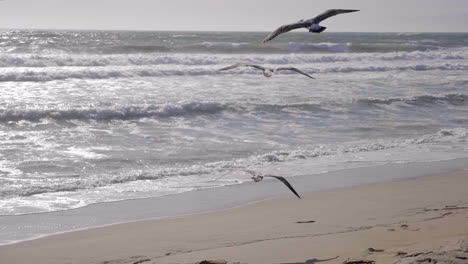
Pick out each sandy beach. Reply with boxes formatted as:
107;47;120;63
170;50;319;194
1;169;467;264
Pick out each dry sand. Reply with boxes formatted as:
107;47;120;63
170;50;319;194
1;170;468;264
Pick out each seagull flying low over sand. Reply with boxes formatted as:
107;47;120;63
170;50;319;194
263;9;360;43
218;63;315;79
244;170;301;199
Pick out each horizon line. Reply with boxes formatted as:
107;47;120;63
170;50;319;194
1;27;468;34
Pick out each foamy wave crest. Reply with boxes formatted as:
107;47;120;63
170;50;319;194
0;67;223;82
312;42;352;52
9;128;468;198
356;94;468;106
0;53;354;68
324;63;468;73
234;48;468;65
378;50;466;61
0;171;163;198
253;103;328;113
244;95;467;114
1;127;466;200
0;54;224;68
219;63;468;76
0;161;242;199
0;102;229;122
256;128;468;163
0;62;468;82
1;47;467;69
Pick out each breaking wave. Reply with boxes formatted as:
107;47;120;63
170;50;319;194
2;94;466;122
323;63;468;73
257;128;468;163
0;67;217;82
356;94;468;106
0;102;229;122
1;127;466;199
1;48;466;68
2;62;468;82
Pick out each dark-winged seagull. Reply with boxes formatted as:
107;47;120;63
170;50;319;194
263;9;360;43
218;63;315;79
245;170;301;199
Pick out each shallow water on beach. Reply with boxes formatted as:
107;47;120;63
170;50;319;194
1;30;468;215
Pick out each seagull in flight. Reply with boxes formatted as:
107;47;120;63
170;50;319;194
263;9;360;43
218;63;315;79
245;170;301;199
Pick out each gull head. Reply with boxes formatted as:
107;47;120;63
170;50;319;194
252;175;264;182
263;69;273;77
244;170;264;182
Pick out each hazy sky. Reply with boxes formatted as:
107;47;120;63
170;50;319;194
1;0;468;32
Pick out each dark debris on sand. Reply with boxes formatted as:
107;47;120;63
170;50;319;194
367;247;385;253
100;256;152;264
296;220;316;224
197;260;245;264
343;260;375;264
395;249;468;264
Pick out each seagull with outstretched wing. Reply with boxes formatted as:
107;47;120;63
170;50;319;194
218;63;315;79
245;170;301;199
263;9;359;43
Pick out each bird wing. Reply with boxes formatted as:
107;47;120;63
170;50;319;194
263;21;311;43
265;175;301;199
218;63;266;72
218;63;246;71
247;64;267;71
275;67;316;79
309;9;359;24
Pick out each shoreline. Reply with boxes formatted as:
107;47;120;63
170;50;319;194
0;158;467;247
0;165;467;263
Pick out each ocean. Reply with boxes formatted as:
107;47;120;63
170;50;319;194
0;30;467;218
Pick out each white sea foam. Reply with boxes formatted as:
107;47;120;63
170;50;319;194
323;63;468;73
356;94;468;106
0;62;467;82
0;102;228;122
64;147;107;159
257;128;468;163
0;127;466;204
1;94;465;123
312;42;352;52
0;47;466;68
